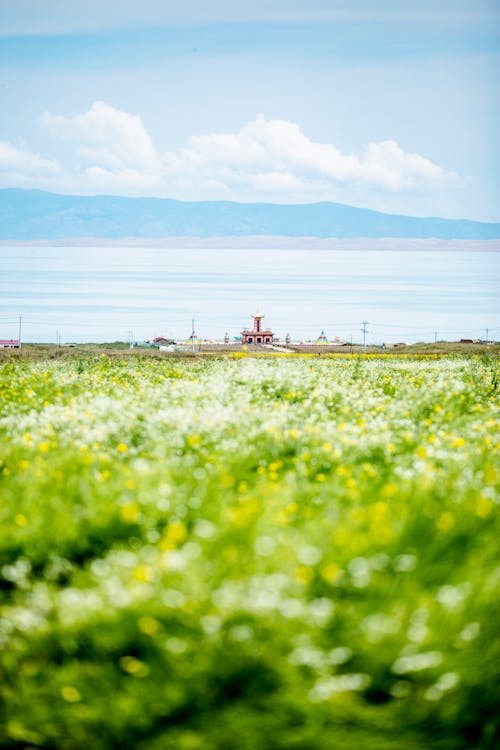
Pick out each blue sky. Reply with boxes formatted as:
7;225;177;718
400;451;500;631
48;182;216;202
0;0;499;220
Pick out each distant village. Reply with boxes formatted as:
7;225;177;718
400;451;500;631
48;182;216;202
149;312;383;352
145;312;493;352
0;311;495;350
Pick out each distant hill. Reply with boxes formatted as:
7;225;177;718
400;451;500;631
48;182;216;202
1;189;499;240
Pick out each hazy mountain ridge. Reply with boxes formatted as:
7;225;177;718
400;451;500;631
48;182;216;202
1;189;499;240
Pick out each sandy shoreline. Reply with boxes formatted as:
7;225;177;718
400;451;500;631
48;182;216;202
1;237;499;251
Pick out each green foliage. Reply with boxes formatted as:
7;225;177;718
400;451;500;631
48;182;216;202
0;356;498;749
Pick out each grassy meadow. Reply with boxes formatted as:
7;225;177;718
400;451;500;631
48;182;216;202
0;354;498;749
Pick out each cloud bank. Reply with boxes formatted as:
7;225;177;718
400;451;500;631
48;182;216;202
0;101;464;205
166;115;460;195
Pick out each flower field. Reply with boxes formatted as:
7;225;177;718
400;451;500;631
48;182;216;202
0;355;498;750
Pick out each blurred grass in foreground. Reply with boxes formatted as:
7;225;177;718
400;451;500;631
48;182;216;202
0;355;498;749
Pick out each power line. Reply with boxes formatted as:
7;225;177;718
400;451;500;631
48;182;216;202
12;315;498;333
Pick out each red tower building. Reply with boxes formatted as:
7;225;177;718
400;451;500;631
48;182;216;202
241;312;274;345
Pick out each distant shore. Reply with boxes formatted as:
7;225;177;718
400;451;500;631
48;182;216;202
1;237;499;251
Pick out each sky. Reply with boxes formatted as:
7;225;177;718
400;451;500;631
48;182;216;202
0;0;499;220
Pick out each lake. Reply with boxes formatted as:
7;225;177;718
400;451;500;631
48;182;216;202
0;245;498;344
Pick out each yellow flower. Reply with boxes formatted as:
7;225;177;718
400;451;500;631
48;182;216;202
295;566;314;584
221;473;236;488
321;563;342;584
436;512;455;531
120;503;139;523
117;443;128;453
475;495;493;518
61;686;81;703
230;499;259;526
133;565;152;582
119;656;149;676
382;482;398;498
164;520;187;544
362;462;377;478
138;616;161;635
372;501;388;517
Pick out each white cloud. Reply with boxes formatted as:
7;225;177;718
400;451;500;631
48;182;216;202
0;140;60;176
41;101;165;193
0;140;61;188
164;115;463;195
1;103;465;207
251;171;308;192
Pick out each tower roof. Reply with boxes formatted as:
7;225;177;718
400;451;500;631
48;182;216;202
253;311;264;318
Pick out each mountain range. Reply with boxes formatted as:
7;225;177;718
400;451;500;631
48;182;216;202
1;189;499;240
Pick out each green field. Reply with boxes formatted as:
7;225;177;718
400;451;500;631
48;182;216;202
0;355;498;749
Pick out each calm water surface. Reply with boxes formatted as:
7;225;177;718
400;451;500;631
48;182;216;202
0;246;498;343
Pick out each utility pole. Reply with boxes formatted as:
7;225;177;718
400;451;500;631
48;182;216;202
485;328;489;343
434;331;438;343
127;330;133;349
56;330;61;348
361;321;369;350
18;314;22;349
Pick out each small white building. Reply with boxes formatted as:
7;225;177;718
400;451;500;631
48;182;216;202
0;339;20;348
